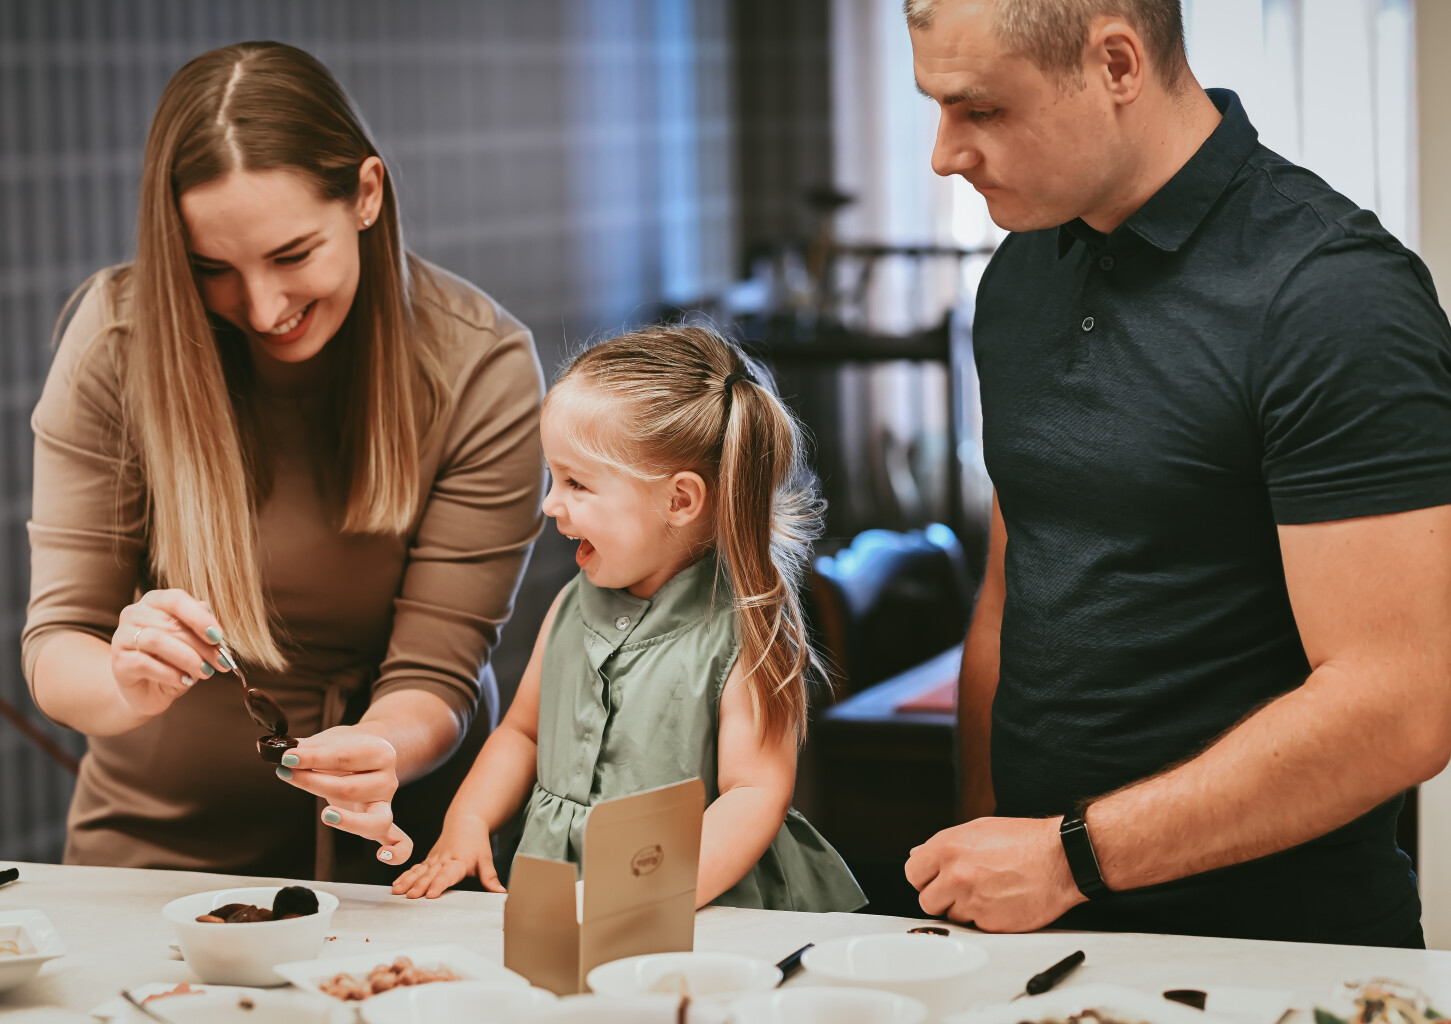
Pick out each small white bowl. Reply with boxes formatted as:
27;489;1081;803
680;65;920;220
360;980;558;1023
521;993;728;1023
161;886;339;987
729;987;930;1024
802;934;987;1015
0;910;66;994
587;951;782;1004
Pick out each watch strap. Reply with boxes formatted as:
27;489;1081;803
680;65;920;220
1059;816;1109;899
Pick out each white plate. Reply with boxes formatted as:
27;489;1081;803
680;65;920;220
944;982;1242;1024
728;987;930;1023
587;951;782;1003
90;981;352;1023
0;909;67;994
359;979;558;1023
803;933;989;1016
1156;984;1296;1024
274;943;530;1003
520;993;729;1023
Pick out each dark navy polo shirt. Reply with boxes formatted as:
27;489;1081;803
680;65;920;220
974;89;1451;945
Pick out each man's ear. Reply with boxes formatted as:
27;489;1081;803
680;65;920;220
663;470;709;528
1090;18;1147;106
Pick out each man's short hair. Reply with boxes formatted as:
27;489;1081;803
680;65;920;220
904;0;1188;91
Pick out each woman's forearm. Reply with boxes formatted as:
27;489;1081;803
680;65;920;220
357;689;470;783
696;786;788;907
31;631;152;736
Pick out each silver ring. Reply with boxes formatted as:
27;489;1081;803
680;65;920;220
131;626;145;650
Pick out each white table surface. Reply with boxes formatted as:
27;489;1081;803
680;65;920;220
2;861;1450;1021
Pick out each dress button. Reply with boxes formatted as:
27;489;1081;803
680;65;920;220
615;615;631;630
1081;316;1095;332
1098;255;1115;271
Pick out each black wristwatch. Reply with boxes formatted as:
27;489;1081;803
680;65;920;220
1059;817;1109;899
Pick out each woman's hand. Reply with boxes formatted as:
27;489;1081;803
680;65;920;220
110;589;230;718
274;727;414;865
391;814;504;899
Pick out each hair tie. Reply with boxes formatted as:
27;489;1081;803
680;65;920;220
721;364;758;421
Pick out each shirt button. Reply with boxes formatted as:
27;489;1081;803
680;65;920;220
615;615;631;630
1098;255;1115;271
1081;316;1096;332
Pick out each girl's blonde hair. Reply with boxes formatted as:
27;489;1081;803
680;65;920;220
546;325;824;743
69;41;452;671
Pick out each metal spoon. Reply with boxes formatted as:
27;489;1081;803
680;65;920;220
120;989;181;1023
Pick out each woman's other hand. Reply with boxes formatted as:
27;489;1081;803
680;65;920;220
275;727;414;865
110;588;230;718
391;814;503;898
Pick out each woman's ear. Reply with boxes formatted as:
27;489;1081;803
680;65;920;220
356;156;385;228
663;471;709;528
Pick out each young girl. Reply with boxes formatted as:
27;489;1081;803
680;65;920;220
393;325;865;910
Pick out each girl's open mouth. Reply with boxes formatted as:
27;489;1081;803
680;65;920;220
575;538;595;567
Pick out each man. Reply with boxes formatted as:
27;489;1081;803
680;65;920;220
903;0;1451;946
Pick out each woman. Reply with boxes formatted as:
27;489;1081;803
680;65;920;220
22;41;545;880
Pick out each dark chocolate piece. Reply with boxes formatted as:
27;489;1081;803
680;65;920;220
272;885;319;919
257;734;299;763
1165;990;1209;1010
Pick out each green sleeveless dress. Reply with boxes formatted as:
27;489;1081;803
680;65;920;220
515;555;867;912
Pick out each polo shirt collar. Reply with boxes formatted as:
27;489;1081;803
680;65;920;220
1056;88;1259;258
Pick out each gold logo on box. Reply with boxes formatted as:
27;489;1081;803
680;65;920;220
630;844;663;876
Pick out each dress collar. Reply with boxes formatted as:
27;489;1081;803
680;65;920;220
575;555;728;669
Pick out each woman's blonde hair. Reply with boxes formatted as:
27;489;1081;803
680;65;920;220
545;325;824;744
72;41;452;671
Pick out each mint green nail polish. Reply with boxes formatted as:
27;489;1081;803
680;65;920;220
201;663;215;678
217;653;233;670
281;753;299;767
275;765;292;781
322;809;341;825
206;627;223;644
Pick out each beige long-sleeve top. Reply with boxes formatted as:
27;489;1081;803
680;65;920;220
22;260;545;879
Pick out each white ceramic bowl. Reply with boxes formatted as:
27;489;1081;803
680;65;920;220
521;993;728;1023
729;987;930;1024
359;980;557;1023
587;951;782;1004
802;934;987;1016
0;910;66;994
161;886;339;987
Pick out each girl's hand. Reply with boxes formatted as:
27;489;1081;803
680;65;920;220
391;815;504;899
109;589;230;718
274;727;414;865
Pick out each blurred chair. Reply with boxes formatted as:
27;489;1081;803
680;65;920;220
809;523;975;701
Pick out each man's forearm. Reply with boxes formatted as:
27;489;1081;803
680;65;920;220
957;614;999;820
1085;659;1447;892
958;493;1006;821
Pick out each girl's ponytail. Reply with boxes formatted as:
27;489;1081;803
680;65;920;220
716;362;823;744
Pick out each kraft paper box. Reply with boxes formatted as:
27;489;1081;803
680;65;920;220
503;777;705;995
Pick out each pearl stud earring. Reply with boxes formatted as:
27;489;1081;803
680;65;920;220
363;217;372;227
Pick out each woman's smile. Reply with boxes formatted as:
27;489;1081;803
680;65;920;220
261;300;317;345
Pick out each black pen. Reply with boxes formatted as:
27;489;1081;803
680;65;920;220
1012;950;1086;1000
774;942;813;984
0;867;18;888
